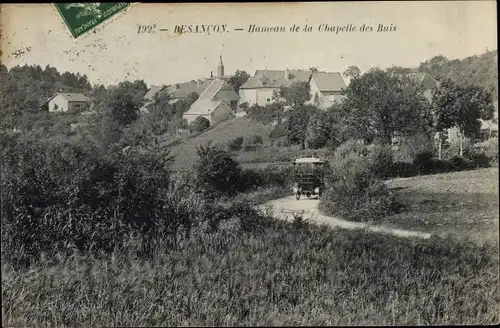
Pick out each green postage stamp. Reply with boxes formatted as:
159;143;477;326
54;3;131;38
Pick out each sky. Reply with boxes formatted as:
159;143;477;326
1;2;497;87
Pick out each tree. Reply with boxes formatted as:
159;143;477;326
343;65;361;79
305;111;331;149
103;80;148;127
246;102;283;125
228;70;250;93
274;81;311;109
104;90;140;127
341;68;431;146
432;78;494;157
286;105;318;149
325;103;349;149
189;116;210;133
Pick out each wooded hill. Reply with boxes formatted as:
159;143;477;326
389;50;498;101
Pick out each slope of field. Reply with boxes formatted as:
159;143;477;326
385;167;499;244
167;117;274;170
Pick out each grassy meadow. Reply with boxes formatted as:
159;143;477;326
2;216;499;327
167;117;274;170
386;167;499;244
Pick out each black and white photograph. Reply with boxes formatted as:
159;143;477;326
1;2;498;326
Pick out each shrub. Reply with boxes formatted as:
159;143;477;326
244;134;264;151
334;140;368;159
269;123;287;140
237;165;293;192
194;142;242;199
189;116;210;133
393;133;435;163
227;136;244;152
448;155;474;171
333;141;392;179
390;161;416;178
483;137;498;166
1;134;205;265
321;153;396;222
367;144;393;179
412;151;434;174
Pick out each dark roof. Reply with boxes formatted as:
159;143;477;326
311;72;346;92
240;70;312;89
184;79;239;116
165;80;213;99
45;92;89;104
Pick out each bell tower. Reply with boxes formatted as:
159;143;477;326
217;55;224;78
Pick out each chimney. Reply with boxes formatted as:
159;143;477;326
285;67;290;80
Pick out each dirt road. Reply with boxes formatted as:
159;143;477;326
258;195;432;239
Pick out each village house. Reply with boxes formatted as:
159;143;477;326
182;78;240;124
307;72;347;109
45;92;90;113
239;69;312;106
239;68;347;109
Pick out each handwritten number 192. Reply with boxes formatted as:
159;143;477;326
137;25;156;33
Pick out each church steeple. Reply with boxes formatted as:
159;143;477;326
217;55;224;77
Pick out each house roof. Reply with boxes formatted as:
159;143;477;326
311;72;346;92
45;92;89;104
391;72;439;90
240;70;312;89
184;79;238;116
164;79;213;99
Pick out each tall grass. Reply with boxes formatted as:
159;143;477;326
3;218;499;326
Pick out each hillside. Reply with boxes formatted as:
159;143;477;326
167;117;274;170
418;50;498;100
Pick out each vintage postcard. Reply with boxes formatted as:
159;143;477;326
1;2;498;327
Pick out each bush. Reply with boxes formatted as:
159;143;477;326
448;155;474;171
393;133;435;163
244;134;264;151
321;153;396;222
1;134;208;265
269;122;287;140
367;144;393;179
334;140;368;159
237;165;293;192
333;141;392;179
483;137;498;166
194;142;242;199
189;116;210;133
412;151;434;174
227;136;244;152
